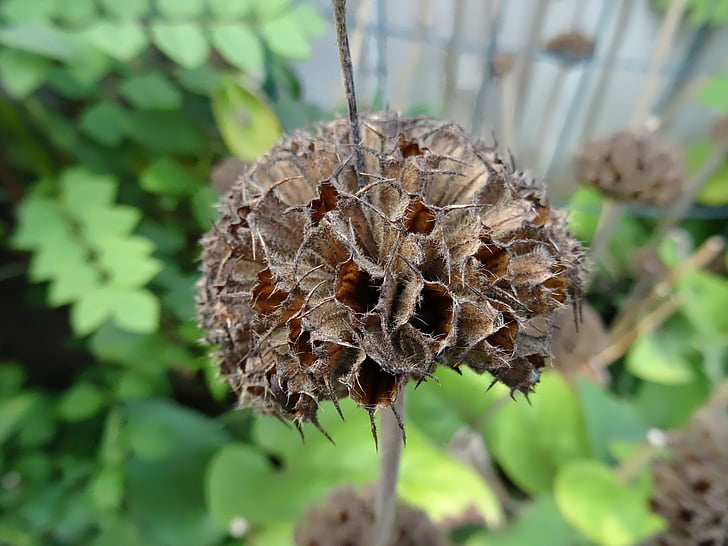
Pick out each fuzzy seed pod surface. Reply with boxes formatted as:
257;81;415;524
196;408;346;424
576;131;685;207
197;114;584;435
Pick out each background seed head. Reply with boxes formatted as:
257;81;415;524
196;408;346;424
197;114;585;431
576;130;685;207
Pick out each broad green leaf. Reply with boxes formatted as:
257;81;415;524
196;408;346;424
209;23;263;74
626;328;694;385
0;49;50;97
287;5;327;38
252;0;290;19
678;269;728;334
29;229;86;282
80;102;127;146
122;110;204;153
13;195;66;249
60;167;117;214
140;157;203;197
83;20;147;61
261;13;312;59
207;0;255;17
555;461;665;546
483;373;590;495
99;0;149;18
88;467;125;512
0;392;39;444
120;72;183;111
577;379;648;463
212;76;281;161
175;64;220;95
48;260;101;306
697;74;728;113
115;369;161;400
64;36;111;86
111;288;160;333
96;237;162;287
635;374;710;428
151;21;209;69
71;286;116;335
125;399;227;546
686;140;728;206
1;0;56;21
56;382;105;421
91;518;147;546
0;22;77;60
80;206;142;246
156;0;205;18
468;495;580;546
53;0;96;25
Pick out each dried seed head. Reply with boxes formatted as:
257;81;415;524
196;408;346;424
197;114;584;434
649;411;728;546
294;485;451;546
576;130;685;207
544;31;595;65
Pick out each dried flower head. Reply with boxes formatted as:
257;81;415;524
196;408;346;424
649;410;728;546
576;130;685;207
197;114;584;437
544;31;595;65
294;485;451;546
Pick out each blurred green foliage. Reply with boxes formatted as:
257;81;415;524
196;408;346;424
1;1;728;545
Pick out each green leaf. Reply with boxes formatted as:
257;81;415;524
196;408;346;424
151;21;209;69
80;206;142;244
175;64;220;95
0;22;77;60
140;157;203;197
686;140;728;206
635;374;710;428
155;0;205;18
697;73;728;113
88;467;125;512
252;0;290;19
207;0;255;17
96;237;163;287
29;229;86;282
678;269;728;334
190;186;219;230
212;76;281;161
483;373;591;495
109;288;160;333
71;286;116;335
60;167;117;214
120;72;183;111
260;12;312;59
48;261;101;306
83;20;147;61
554;461;665;546
99;0;149;18
576;379;648;463
1;0;57;21
209;23;264;74
565;186;602;244
626;329;695;385
64;36;111;86
90;323;189;372
56;382;105;421
80;102;127;146
13;195;66;249
53;0;96;25
0;392;39;444
0;49;50;97
122;110;204;153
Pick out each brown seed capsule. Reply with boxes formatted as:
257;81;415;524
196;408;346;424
544;31;595;65
649;411;728;546
197;114;584;436
575;130;685;207
294;485;451;546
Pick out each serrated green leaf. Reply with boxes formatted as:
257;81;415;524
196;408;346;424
0;22;76;60
71;286;116;335
56;382;105;421
60;168;117;216
1;0;56;21
97;237;163;287
252;0;290;19
120;72;183;111
80;101;127;146
122;110;204;153
207;0;255;17
0;49;50;97
48;261;101;306
80;206;142;245
151;21;209;69
13;195;66;249
83;20;146;61
209;23;263;74
555;461;665;546
261;13;312;59
111;288;160;333
483;373;591;495
155;0;205;18
29;229;86;282
626;329;694;385
140;157;203;197
697;74;728;112
53;0;96;25
99;0;149;18
212;76;281;161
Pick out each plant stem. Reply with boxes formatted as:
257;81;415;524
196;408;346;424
331;0;365;181
372;392;405;546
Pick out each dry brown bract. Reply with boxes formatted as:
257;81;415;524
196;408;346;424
544;31;595;65
197;114;584;438
576;130;685;207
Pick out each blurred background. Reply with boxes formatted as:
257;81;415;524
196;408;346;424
1;0;727;545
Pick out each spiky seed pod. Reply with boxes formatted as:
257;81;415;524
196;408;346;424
544;31;595;65
575;131;685;207
293;485;451;546
649;411;728;546
197;113;584;436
